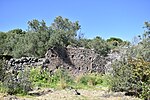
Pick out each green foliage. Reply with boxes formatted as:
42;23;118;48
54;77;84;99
111;57;150;99
28;19;48;32
3;68;32;95
0;16;113;58
0;63;32;95
74;73;111;89
107;37;123;43
0;16;112;58
77;38;92;48
111;22;150;99
111;58;133;92
29;67;111;90
29;67;73;89
0;59;31;95
0;16;82;58
107;37;130;49
77;74;100;86
0;32;7;54
30;68;49;83
1;63;111;94
55;68;74;89
0;82;7;93
48;16;80;47
8;29;26;34
140;80;150;99
77;36;111;56
0;59;6;82
3;29;27;57
129;58;150;99
90;36;110;56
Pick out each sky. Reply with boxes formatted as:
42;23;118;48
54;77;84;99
0;0;150;41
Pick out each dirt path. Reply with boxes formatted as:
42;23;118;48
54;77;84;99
0;88;141;100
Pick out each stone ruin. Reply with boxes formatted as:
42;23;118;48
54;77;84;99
0;47;121;91
5;47;121;76
45;47;107;75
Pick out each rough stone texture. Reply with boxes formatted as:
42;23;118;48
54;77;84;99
5;57;46;83
104;50;122;73
7;57;45;71
44;47;117;75
5;47;121;76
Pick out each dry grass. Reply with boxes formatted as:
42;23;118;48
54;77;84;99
0;89;141;100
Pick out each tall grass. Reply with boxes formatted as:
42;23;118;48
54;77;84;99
0;65;111;95
29;67;111;90
29;67;74;89
74;73;111;89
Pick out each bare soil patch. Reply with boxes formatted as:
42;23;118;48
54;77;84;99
0;88;141;100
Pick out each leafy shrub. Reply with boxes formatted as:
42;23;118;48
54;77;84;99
0;59;6;82
29;67;110;89
111;22;150;99
140;80;150;99
0;82;7;93
129;58;150;99
2;68;32;95
0;59;32;95
29;67;74;89
90;36;111;56
75;73;110;88
54;68;74;89
111;57;150;99
30;67;50;83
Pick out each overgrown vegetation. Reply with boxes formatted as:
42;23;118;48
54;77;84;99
0;64;111;95
74;73;111;89
29;67;110;90
110;22;150;100
4;68;32;95
0;16;113;58
29;67;74;89
0;59;32;95
0;16;149;99
0;58;111;96
1;16;131;58
0;59;6;82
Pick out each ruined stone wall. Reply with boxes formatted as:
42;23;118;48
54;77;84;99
7;57;45;71
45;47;107;75
2;47;122;85
5;47;120;76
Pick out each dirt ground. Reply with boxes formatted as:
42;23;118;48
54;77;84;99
0;88;141;100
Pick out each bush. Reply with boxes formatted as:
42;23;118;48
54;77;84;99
3;68;32;95
29;67;110;89
30;67;50;83
0;59;6;82
74;73;110;89
30;67;52;87
111;24;150;99
54;68;74;89
0;68;32;95
29;67;74;89
111;57;150;99
0;59;32;95
129;58;150;99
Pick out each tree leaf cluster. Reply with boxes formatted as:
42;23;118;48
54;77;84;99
0;16;111;58
0;16;80;58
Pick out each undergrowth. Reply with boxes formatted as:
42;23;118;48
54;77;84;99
29;67;111;90
0;61;111;95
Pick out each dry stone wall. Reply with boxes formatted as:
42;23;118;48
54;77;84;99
45;47;108;75
5;47;120;76
2;47;122;85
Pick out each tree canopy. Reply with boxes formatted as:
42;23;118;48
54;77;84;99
0;16;135;58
